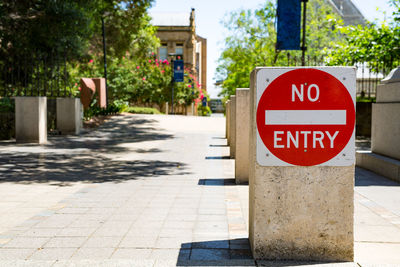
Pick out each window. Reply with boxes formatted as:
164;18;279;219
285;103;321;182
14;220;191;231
159;44;168;61
175;43;183;57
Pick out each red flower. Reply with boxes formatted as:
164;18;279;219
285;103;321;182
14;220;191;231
148;59;152;63
161;70;165;73
188;84;191;88
142;77;146;81
89;59;94;64
78;87;81;91
136;66;140;69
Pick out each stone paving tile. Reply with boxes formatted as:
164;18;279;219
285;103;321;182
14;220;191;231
19;228;61;238
28;248;76;260
43;237;87;248
55;227;97;237
82;236;123;248
52;259;156;266
0;260;55;266
92;226;130;237
192;240;230;249
257;262;358;267
150;248;191;260
154;237;192;249
119;236;158;248
190;248;230;260
71;247;114;259
158;228;193;238
111;248;152;259
0;248;36;260
3;237;50;248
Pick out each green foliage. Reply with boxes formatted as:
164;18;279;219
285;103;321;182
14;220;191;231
83;99;127;120
125;106;161;114
0;98;14;112
356;96;376;103
324;21;400;73
216;0;342;99
197;105;212;116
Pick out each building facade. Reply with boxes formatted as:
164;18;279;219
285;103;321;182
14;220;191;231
151;8;207;92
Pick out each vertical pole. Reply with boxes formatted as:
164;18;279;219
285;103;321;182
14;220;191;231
101;17;108;106
301;0;308;66
171;59;174;115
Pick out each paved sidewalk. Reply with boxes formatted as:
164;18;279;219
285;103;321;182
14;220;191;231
0;114;398;266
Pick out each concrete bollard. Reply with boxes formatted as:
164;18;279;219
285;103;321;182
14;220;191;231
226;100;230;142
229;95;236;159
235;88;250;184
165;102;169;115
15;96;47;144
57;98;82;135
249;67;355;261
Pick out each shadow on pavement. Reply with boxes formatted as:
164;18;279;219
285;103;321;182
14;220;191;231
0;115;191;186
198;178;235;186
176;238;254;266
205;156;231;160
355;167;400;187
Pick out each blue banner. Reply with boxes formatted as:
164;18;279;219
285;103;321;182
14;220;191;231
173;60;184;82
276;0;301;50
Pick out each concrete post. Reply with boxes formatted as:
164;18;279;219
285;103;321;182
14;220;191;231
15;96;47;144
372;67;400;160
226;100;230;142
249;68;354;261
235;89;250;184
165;102;169;115
229;95;236;159
57;98;82;135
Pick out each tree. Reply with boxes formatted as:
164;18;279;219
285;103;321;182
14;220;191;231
216;0;342;98
324;0;400;74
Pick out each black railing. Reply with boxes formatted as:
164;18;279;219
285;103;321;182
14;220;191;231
0;52;72;98
283;53;399;98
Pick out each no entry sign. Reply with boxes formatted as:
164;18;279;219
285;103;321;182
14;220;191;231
256;67;355;166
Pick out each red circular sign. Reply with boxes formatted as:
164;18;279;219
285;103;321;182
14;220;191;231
256;69;355;166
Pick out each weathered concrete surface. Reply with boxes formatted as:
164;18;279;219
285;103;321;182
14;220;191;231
229;95;236;159
56;98;82;135
15;96;47;144
249;69;354;261
356;151;400;183
226;100;230;142
235;89;250;184
80;78;96;109
372;102;400;160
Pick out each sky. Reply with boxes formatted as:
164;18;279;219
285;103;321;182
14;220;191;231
149;0;396;98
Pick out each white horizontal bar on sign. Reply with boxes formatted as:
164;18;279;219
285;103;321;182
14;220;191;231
265;110;347;125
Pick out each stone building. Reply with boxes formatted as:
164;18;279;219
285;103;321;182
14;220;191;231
151;8;207;92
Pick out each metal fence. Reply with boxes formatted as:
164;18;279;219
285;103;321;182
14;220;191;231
0;52;73;98
282;53;398;98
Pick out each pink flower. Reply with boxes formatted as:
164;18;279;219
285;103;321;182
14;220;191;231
161;70;165;73
166;61;170;65
142;77;146;81
78;87;81;91
89;59;94;64
177;56;181;59
156;63;159;67
188;84;191;88
162;59;168;64
155;59;158;62
151;52;155;55
122;56;125;59
136;66;140;69
148;59;152;63
200;93;204;99
74;83;78;86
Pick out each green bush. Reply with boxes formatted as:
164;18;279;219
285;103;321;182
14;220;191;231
125;106;161;114
0;98;15;112
83;99;128;120
197;105;212;116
